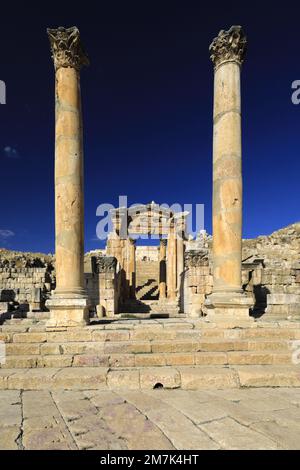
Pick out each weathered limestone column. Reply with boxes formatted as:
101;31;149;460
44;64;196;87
167;224;177;300
176;232;185;292
159;239;167;299
46;26;89;328
176;231;185;311
205;26;253;323
128;238;136;299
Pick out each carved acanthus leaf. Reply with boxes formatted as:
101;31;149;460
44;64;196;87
209;25;246;68
47;26;89;71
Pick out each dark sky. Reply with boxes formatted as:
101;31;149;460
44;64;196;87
0;1;299;253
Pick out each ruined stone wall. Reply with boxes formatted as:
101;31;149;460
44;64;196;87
84;256;119;317
135;246;159;262
1;223;299;319
184;224;300;319
242;223;300;319
0;250;54;312
0;248;119;318
184;250;213;316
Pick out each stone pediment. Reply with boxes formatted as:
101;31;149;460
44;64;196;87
111;203;187;237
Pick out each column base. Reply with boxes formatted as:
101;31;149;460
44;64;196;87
46;296;90;330
204;290;254;327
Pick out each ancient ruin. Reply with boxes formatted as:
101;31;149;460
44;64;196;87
0;25;299;394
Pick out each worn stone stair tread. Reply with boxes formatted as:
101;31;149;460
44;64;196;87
1;349;293;369
1;365;300;390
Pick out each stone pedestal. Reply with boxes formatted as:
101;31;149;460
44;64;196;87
46;298;89;328
46;26;89;329
205;26;253;324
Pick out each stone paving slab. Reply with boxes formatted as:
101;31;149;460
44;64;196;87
0;388;300;450
120;390;219;449
199;416;278;450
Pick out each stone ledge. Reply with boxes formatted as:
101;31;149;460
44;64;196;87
0;365;299;390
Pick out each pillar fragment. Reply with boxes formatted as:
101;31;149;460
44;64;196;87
159;239;167;299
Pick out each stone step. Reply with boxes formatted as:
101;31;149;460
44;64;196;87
3;329;204;346
0;350;294;369
136;285;159;301
136;284;158;292
2;319;300;339
4;335;293;352
2;316;299;327
1;365;300;390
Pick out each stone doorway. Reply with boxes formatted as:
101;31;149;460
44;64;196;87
105;203;187;315
135;245;159;302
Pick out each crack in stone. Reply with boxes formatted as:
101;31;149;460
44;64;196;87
228;414;282;449
14;390;24;450
50;391;79;449
115;392;175;449
145;391;222;448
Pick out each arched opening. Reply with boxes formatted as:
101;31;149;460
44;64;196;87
153;382;164;389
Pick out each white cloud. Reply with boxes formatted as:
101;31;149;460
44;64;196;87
0;230;15;238
3;146;19;159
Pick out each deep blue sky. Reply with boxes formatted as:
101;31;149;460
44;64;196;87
0;1;299;253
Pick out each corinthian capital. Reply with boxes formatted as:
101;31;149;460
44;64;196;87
47;26;89;71
209;25;246;68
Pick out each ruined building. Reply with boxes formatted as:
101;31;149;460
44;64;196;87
0;25;299;391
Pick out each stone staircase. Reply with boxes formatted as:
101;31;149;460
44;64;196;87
124;260;179;315
1;317;300;390
136;260;159;300
136;280;159;300
120;299;179;316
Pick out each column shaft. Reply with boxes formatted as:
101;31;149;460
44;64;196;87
128;239;136;299
46;26;89;328
55;66;85;295
205;26;253;322
159;239;167;299
212;61;242;293
176;233;185;311
167;227;177;300
176;234;184;293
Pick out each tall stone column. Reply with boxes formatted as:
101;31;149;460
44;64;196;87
205;26;252;323
159;239;167;299
167;225;177;301
128;238;136;299
176;231;185;311
46;26;89;329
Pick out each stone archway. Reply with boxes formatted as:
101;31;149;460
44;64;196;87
106;202;187;315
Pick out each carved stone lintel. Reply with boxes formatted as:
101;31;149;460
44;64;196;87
209;25;247;68
47;26;89;71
